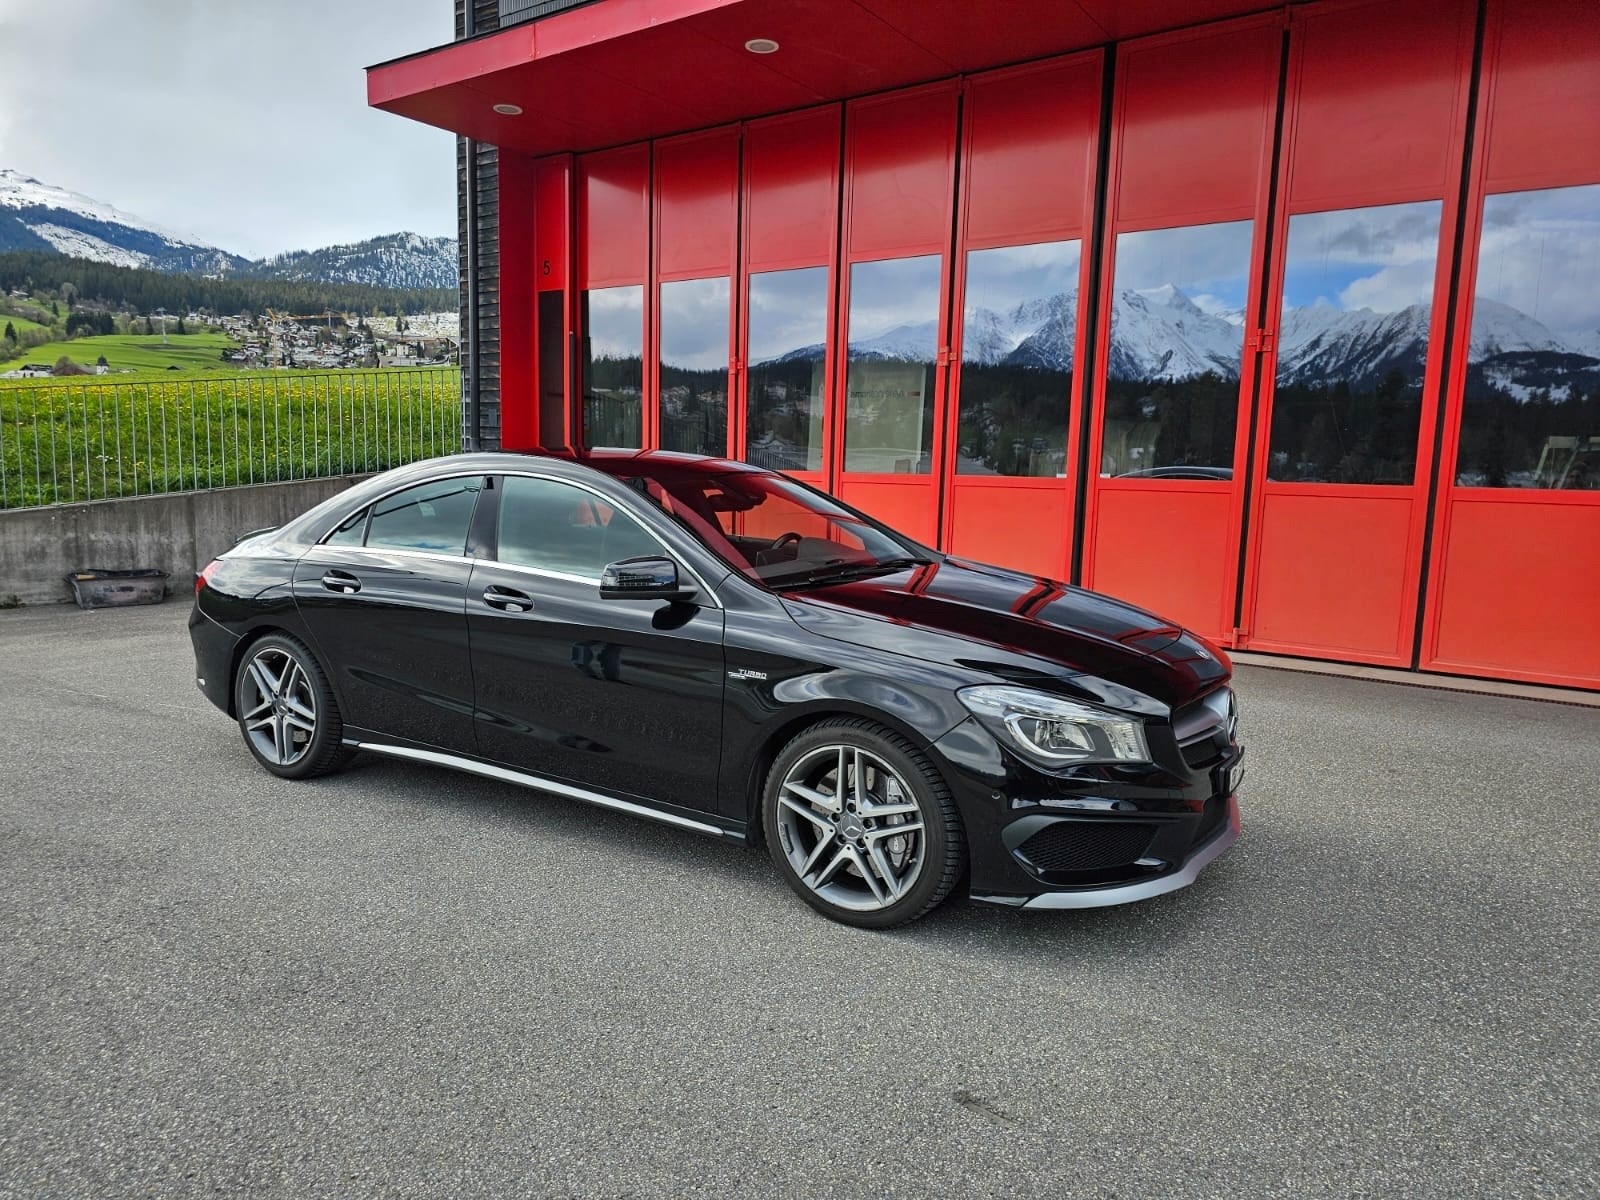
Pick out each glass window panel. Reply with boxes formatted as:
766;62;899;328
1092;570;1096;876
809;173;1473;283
956;240;1080;477
497;475;660;579
537;291;567;449
365;477;481;556
324;506;369;546
843;255;942;475
581;285;644;450
1102;221;1252;479
1268;200;1443;485
658;276;730;458
1455;183;1600;490
745;267;829;473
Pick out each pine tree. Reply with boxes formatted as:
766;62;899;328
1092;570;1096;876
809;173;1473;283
176;315;187;334
3;321;14;343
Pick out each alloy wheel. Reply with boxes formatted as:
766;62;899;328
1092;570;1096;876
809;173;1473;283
240;647;318;767
774;743;927;912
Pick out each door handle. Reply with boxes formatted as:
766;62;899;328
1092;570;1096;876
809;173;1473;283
483;584;534;613
321;570;360;594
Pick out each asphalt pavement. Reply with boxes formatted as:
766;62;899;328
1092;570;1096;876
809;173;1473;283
1;600;1595;1198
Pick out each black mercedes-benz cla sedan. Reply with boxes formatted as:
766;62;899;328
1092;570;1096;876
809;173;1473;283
190;450;1242;927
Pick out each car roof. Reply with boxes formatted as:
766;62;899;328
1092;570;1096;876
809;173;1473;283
497;448;767;479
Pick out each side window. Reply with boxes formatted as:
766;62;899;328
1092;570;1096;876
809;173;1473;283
497;476;661;578
365;477;481;555
324;506;369;546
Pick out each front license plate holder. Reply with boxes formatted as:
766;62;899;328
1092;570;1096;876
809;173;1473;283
1214;752;1245;797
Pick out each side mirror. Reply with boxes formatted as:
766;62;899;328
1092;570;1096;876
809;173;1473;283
599;555;698;603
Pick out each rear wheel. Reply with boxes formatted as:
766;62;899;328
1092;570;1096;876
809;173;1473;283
233;633;348;779
763;718;965;928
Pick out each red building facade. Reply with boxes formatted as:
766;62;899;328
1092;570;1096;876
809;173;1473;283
370;0;1600;691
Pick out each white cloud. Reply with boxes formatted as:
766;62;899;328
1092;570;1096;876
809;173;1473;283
1337;259;1440;312
0;0;455;258
1473;184;1600;338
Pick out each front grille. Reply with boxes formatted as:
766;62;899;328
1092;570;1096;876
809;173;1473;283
1016;821;1156;874
1174;687;1236;768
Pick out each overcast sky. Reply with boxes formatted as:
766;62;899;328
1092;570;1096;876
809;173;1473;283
0;0;456;259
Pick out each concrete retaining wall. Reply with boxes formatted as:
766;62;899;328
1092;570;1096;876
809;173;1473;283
0;475;372;606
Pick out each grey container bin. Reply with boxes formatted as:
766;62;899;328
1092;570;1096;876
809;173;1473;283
64;569;169;610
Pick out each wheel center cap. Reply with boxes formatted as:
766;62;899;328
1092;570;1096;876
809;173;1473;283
840;816;865;839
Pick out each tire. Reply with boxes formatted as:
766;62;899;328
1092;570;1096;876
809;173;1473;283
232;632;349;780
762;717;965;929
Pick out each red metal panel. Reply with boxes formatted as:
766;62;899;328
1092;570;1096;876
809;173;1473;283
836;479;940;546
1087;485;1236;642
579;144;650;289
534;155;575;449
536;158;570;293
1286;0;1473;208
1420;0;1600;690
1482;0;1600;192
947;482;1071;580
1428;496;1600;690
499;153;539;450
1113;19;1281;230
1248;491;1418;661
655;127;740;281
961;55;1101;247
844;83;960;260
744;106;840;273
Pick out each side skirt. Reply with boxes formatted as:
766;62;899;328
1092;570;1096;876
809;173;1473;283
347;739;744;842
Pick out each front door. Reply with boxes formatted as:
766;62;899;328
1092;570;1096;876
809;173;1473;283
467;473;726;813
292;474;484;753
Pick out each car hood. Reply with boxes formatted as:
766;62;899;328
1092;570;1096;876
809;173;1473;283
779;556;1229;711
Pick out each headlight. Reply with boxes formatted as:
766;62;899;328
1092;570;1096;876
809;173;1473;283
957;684;1150;768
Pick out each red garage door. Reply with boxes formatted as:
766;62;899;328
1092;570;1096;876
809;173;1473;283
1421;0;1600;690
1081;15;1280;646
941;54;1103;581
1238;0;1476;667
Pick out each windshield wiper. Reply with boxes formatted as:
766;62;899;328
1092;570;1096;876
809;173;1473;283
771;556;933;591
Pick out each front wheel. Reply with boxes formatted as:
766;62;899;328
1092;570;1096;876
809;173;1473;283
233;633;348;780
763;718;965;928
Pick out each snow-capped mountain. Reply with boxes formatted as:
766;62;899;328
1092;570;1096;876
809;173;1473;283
242;232;458;290
0;168;244;274
0;168;457;290
759;278;1598;400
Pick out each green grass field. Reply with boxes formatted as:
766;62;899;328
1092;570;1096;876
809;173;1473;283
1;314;53;337
5;332;235;372
0;367;461;508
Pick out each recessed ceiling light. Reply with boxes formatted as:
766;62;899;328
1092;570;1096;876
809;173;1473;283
744;37;779;54
492;102;523;116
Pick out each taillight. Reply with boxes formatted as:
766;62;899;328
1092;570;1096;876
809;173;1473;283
195;559;221;595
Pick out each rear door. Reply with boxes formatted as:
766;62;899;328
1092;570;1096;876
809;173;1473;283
467;472;726;813
293;474;484;753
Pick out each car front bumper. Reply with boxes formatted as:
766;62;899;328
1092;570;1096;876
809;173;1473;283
931;713;1244;910
1018;795;1239;908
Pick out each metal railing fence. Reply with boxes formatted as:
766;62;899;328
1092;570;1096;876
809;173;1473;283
0;368;461;510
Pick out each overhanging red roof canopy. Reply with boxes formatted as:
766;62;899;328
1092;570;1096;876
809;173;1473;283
368;0;1275;155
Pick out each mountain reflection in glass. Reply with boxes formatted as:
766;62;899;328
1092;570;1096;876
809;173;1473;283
1102;221;1252;479
1455;183;1600;490
746;267;828;472
956;241;1079;477
844;255;942;474
658;276;730;457
581;285;644;449
1267;200;1442;485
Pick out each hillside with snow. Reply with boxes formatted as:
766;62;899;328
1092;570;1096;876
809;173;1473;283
242;232;458;290
0;168;457;290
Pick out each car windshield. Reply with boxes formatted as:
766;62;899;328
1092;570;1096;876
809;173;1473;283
625;469;930;589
